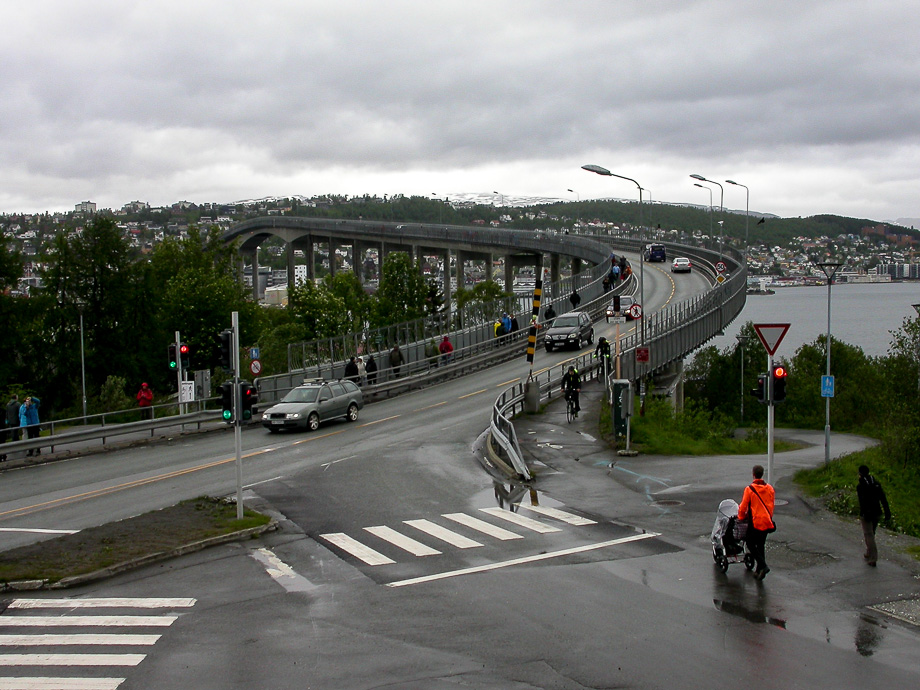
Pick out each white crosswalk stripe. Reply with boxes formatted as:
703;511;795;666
479;507;563;533
318;505;598;567
0;597;195;690
364;526;441;557
404;519;483;548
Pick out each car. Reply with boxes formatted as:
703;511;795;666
261;379;364;432
671;257;692;273
543;311;594;351
605;295;642;321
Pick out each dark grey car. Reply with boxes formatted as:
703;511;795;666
262;380;364;432
543;311;594;351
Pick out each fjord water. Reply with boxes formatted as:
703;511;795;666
710;282;920;358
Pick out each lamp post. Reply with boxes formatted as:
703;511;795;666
817;261;842;465
736;334;750;423
567;189;580;232
693;182;713;244
431;193;443;224
492;191;504;206
726;179;749;263
582;164;645;344
691;174;723;258
79;307;87;422
912;303;920;393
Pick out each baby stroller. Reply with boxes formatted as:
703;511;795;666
710;499;755;574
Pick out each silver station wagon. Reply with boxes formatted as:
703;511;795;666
262;380;364;432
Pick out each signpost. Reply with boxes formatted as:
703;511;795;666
753;323;790;484
821;375;835;398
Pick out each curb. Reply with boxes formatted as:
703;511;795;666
3;520;279;592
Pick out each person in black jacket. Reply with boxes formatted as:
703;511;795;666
365;354;378;385
561;365;581;415
857;465;891;567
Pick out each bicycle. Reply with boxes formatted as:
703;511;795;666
564;389;578;423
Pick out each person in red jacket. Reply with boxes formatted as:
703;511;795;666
738;464;775;580
136;382;154;420
438;335;454;365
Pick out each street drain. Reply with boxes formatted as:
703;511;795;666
650;499;684;507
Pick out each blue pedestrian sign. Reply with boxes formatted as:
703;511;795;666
821;375;835;398
249;347;260;360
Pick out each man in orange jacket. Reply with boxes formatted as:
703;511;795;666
738;464;776;580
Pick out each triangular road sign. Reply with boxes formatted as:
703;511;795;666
753;323;790;356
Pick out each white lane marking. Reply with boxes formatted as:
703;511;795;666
514;503;596;526
320;533;394;566
8;599;195;609
249;548;316;592
443;513;523;541
479;507;562;534
0;679;125;689
0;654;145;666
243;476;283;488
388;532;661;588
0;528;78;535
364;526;441;557
0;635;160;646
0;616;177;628
321;455;356;470
404;520;483;549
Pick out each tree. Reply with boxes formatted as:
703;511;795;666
323;272;372;333
288;279;351;340
373;252;428;327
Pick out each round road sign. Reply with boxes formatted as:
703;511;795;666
629;304;643;319
715;261;727;273
249;359;262;376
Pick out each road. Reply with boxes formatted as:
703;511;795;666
5;261;916;689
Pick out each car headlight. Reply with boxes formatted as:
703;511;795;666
286;413;302;420
567;334;577;339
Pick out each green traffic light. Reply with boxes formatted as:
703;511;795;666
222;410;232;420
170;362;177;369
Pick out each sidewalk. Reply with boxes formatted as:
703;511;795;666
510;379;920;628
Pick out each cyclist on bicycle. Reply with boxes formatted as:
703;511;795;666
594;336;611;377
561;365;581;416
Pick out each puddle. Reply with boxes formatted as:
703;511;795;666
713;598;787;629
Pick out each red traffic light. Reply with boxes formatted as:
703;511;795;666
179;344;190;355
772;365;787;378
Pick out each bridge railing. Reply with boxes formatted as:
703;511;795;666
489;243;746;479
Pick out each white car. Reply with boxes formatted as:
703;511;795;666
605;295;642;321
671;257;692;273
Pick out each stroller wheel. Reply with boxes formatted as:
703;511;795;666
744;554;755;571
715;554;729;574
712;547;721;563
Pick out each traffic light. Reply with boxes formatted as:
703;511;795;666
752;373;767;403
218;330;233;372
220;381;234;422
168;343;178;370
772;365;788;403
240;382;256;421
179;342;190;370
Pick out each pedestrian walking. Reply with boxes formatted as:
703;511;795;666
136;382;154;420
602;276;611;293
509;314;519;333
357;355;367;385
857;465;891;567
366;354;378;385
569;289;581;311
438;336;454;365
344;356;360;383
389;344;403;378
19;395;41;457
425;339;439;370
543;304;556;322
738;464;775;580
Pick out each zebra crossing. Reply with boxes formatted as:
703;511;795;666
320;501;598;566
0;597;195;690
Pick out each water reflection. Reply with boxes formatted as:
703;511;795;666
493;481;529;512
854;613;885;657
713;598;787;629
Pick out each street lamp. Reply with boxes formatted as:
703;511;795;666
492;191;504;206
817;261;842;465
566;188;579;202
736;334;750;423
693;182;713;245
79;307;87;421
726;179;749;263
912;303;920;392
567;189;580;233
431;193;443;224
582;164;645;344
691;174;724;258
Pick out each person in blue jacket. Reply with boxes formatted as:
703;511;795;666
19;395;41;456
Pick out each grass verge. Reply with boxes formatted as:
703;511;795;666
0;496;271;585
794;445;920;541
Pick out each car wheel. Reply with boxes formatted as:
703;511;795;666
587;329;594;344
307;412;320;431
545;344;553;352
347;403;359;422
267;427;279;434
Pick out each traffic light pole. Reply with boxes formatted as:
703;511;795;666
175;330;184;415
232;311;243;520
767;353;775;485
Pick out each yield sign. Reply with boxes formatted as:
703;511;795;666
753;323;790;356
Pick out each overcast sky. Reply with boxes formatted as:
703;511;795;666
2;1;919;223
